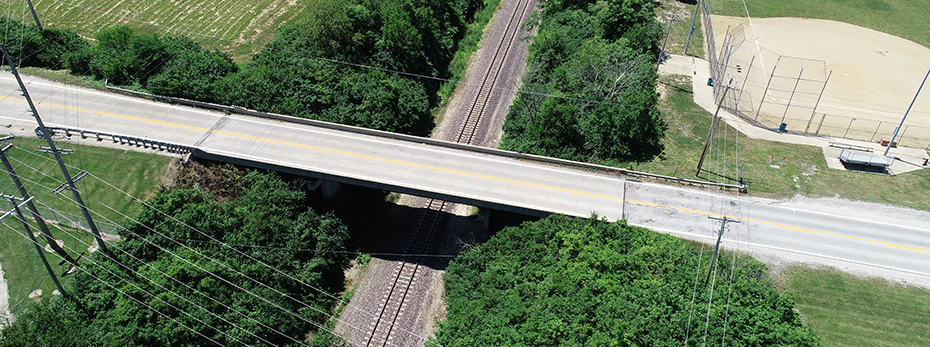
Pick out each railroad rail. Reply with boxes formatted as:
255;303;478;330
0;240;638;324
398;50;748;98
364;0;535;345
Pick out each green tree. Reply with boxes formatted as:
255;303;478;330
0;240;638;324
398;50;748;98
501;0;664;162
0;16;89;69
434;215;821;346
0;169;351;346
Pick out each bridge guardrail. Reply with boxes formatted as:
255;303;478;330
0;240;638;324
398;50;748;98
106;86;747;193
44;125;192;155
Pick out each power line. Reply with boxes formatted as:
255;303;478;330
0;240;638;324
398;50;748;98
3;219;229;346
4;155;404;347
26;202;293;346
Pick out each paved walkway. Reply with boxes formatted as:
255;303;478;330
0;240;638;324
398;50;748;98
659;54;929;175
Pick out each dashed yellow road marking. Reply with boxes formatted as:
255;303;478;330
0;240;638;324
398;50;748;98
6;95;929;253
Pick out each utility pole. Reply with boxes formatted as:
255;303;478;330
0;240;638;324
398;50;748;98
2;44;109;253
704;216;739;286
884;67;930;157
685;0;702;56
696;78;733;177
4;195;64;295
25;0;42;30
0;140;76;266
659;9;680;65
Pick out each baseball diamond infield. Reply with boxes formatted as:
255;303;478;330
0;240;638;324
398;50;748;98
711;16;930;148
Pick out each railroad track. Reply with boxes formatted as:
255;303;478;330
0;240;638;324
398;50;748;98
364;200;451;347
455;0;533;145
361;0;533;345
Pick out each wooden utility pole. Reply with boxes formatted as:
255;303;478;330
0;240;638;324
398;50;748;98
695;79;732;177
704;216;739;286
2;44;109;253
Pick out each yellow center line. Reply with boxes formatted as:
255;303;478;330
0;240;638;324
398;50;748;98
7;95;929;253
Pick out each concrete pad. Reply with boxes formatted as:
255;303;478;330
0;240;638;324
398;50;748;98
658;54;696;76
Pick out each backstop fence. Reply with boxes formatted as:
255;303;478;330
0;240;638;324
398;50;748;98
709;23;930;149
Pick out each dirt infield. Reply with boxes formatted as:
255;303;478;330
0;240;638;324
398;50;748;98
711;16;930;147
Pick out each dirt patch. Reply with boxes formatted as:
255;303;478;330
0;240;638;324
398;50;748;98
711;16;930;132
0;262;9;326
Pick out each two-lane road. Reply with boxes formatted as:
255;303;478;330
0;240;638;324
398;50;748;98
2;73;928;283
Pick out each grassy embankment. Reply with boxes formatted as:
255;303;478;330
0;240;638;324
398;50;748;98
776;266;930;346
655;0;706;58
709;0;930;49
438;0;504;105
644;74;930;211
0;136;171;315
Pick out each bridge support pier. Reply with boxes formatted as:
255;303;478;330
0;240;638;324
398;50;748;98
321;181;341;201
477;208;490;234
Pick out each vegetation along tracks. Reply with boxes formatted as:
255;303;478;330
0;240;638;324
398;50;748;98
363;0;532;345
455;0;533;144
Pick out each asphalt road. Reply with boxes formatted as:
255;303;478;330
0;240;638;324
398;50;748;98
1;73;928;283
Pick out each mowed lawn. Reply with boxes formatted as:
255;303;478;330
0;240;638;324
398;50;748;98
18;0;311;60
777;266;930;346
646;74;930;212
0;136;171;314
709;0;930;49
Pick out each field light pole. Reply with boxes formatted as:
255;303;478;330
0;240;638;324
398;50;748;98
684;0;701;56
2;44;109;253
884;67;930;157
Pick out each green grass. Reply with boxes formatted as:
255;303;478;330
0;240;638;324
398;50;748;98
709;0;930;49
776;265;930;346
17;68;107;91
20;0;312;61
438;0;504;105
642;74;930;211
656;0;706;58
0;136;171;314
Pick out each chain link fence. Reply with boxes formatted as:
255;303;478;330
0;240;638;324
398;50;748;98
711;23;930;150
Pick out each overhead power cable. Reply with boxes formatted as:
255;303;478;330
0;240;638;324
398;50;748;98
4;155;406;347
3;217;229;346
26;201;293;346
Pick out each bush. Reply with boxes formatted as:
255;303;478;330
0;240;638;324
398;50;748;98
500;0;665;162
434;215;821;346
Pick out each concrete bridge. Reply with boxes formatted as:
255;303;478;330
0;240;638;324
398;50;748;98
2;73;929;284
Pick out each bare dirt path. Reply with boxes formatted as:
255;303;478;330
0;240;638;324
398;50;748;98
0;262;9;326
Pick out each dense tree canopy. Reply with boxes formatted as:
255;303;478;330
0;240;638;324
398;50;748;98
3;0;486;135
0;169;350;346
434;215;820;346
0;16;88;69
215;0;483;135
502;0;664;162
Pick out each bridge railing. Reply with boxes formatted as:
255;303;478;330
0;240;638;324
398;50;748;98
106;86;748;193
44;126;192;155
